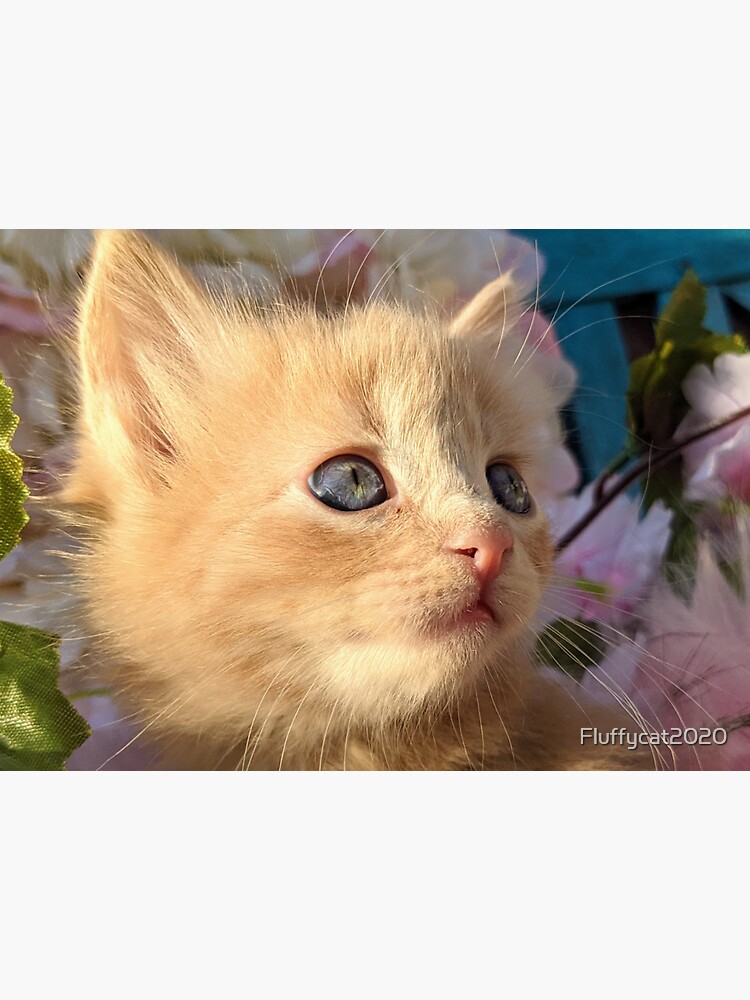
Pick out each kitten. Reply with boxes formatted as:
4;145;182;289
62;230;651;770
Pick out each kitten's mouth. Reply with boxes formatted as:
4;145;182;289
424;598;496;636
452;599;496;628
420;594;500;638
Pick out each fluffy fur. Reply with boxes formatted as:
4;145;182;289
63;231;650;769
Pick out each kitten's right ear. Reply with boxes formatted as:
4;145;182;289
450;270;577;411
72;229;213;496
449;272;527;341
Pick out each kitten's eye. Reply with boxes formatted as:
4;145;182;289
486;463;532;515
308;455;388;512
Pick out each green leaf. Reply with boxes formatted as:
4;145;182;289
536;617;607;683
653;268;707;349
663;506;700;600
0;371;90;769
0;621;90;770
0;372;29;561
571;577;610;597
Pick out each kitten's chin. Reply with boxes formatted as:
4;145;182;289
317;616;527;726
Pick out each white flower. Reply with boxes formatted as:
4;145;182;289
677;352;750;502
0;334;67;456
0;228;550;316
0;229;91;293
354;229;542;309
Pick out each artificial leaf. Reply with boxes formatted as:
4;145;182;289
663;506;700;599
536;617;607;683
0;621;90;770
571;578;610;597
0;373;90;769
0;372;29;561
653;268;706;349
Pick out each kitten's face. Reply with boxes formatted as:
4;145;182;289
69;233;562;741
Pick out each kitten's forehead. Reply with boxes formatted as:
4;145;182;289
256;305;540;485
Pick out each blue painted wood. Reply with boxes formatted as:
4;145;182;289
725;279;750;312
515;230;750;307
553;301;629;482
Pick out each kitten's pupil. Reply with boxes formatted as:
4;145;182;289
308;455;388;512
486;463;532;515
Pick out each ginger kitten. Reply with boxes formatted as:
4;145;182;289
63;230;649;769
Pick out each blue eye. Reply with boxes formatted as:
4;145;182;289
486;463;531;515
308;455;388;512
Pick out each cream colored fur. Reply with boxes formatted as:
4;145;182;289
63;231;651;769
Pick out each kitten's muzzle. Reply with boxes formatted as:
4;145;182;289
437;525;514;629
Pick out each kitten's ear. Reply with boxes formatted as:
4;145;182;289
74;229;212;494
449;272;527;340
450;271;576;410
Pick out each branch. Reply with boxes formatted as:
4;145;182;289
555;403;750;552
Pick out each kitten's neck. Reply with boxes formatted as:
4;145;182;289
155;654;540;770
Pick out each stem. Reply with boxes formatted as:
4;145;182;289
555;403;750;552
593;446;634;502
69;688;111;701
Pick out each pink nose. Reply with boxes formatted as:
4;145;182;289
444;527;514;588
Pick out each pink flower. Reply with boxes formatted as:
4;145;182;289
516;308;561;359
543;485;672;626
677;352;750;502
65;695;161;771
534;427;581;500
0;263;53;335
585;540;750;769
